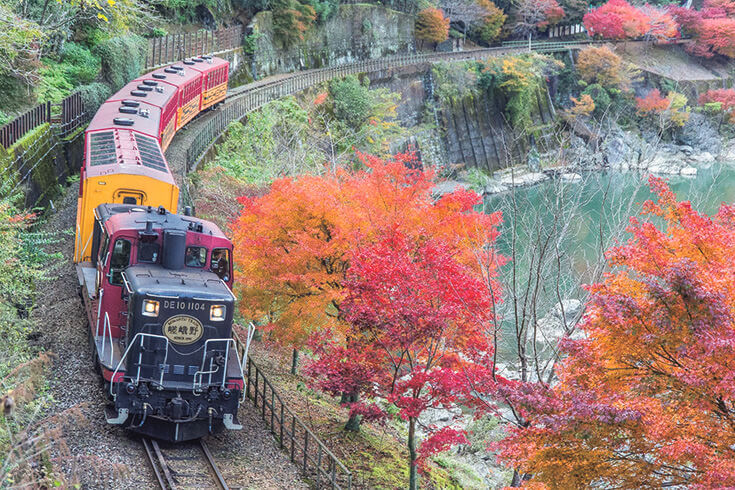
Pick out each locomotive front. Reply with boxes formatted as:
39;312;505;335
99;213;244;442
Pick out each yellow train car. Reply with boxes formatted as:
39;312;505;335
74;105;179;263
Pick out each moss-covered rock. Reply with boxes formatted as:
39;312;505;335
252;5;414;79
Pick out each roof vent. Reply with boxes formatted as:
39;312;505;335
131;90;148;97
183;60;195;65
155;86;164;93
137;85;153;92
171;65;184;71
119;106;137;114
202;55;212;60
152;73;167;79
113;118;135;126
122;100;140;107
139;109;150;118
164;68;178;74
192;57;203;63
142;80;158;86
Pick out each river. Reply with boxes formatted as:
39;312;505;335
482;162;735;369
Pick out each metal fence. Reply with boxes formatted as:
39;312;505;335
241;355;353;489
185;40;612;170
0;103;51;150
145;26;244;70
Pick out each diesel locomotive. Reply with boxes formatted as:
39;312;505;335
73;55;245;441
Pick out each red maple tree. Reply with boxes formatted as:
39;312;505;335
583;0;649;39
492;177;735;488
699;88;735;122
307;230;501;490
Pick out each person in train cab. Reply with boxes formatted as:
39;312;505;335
210;249;230;281
185;246;205;267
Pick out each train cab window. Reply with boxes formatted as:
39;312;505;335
210;248;230;282
185;246;207;268
109;239;131;285
138;242;160;263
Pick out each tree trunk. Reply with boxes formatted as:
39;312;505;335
408;417;417;490
343;391;361;432
291;349;298;375
511;468;523;487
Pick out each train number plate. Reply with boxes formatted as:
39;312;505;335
163;315;204;345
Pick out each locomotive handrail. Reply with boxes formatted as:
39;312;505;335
110;333;171;397
101;311;114;366
192;337;245;393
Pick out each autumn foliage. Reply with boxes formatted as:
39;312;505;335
699;88;735;122
415;8;450;44
583;0;678;42
576;45;632;91
308;229;501;487
495;178;735;487
231;152;499;347
636;89;689;129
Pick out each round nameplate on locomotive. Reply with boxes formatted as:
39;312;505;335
162;315;204;345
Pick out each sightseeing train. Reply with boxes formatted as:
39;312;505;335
73;55;244;441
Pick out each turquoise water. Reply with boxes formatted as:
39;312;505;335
482;163;735;360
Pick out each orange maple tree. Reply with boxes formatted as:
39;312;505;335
576;45;632;91
415;8;451;44
494;177;735;488
230;152;501;348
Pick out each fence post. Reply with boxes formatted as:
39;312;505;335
290;415;296;462
279;403;284;449
303;431;308;474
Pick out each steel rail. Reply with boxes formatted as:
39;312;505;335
199;439;229;490
142;437;176;490
142;437;229;490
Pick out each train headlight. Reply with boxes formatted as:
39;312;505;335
210;305;226;322
142;299;160;317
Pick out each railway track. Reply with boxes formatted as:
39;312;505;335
142;437;230;490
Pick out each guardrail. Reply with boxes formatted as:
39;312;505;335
185;41;608;170
145;26;244;70
0;103;51;150
239;352;352;489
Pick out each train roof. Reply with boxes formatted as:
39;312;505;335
147;62;203;88
184;55;229;74
83;128;175;183
124;264;235;301
108;78;177;109
96;203;230;241
87;100;162;138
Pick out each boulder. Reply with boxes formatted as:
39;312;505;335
483;181;509;195
680;166;697;176
688;151;715;165
679;112;722;156
498;171;550;188
432;180;465;197
560;172;583;182
647;153;682;175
